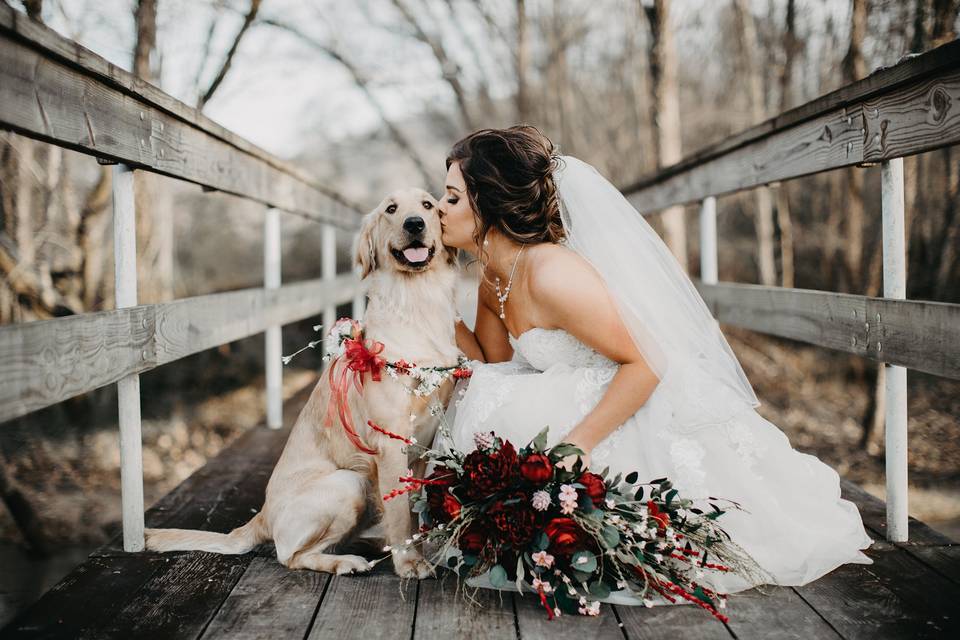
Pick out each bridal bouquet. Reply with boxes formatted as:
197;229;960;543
379;426;768;622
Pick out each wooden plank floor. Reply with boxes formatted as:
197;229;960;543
2;384;957;639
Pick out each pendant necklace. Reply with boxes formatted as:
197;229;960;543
494;244;526;320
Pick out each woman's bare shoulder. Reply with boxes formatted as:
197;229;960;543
527;243;604;296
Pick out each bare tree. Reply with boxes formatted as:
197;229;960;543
642;0;687;272
261;17;436;188
197;0;262;111
774;0;798;288
391;0;474;130
516;0;530;123
733;0;777;286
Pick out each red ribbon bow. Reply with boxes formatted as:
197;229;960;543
325;337;388;454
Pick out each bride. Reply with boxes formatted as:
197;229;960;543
431;124;873;595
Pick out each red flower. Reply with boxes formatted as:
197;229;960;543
442;493;461;520
458;522;488;555
647;500;670;531
544;516;591;557
520;453;553;484
462;441;519;499
488;491;537;548
577;472;607;507
452;368;473;379
425;467;459;523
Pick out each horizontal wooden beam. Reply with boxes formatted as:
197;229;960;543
623;40;960;214
696;281;960;380
0;6;364;229
0;275;362;424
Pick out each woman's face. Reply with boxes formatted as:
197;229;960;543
439;161;479;251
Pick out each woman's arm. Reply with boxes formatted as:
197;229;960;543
530;252;660;467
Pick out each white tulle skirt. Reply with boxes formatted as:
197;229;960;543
432;358;874;595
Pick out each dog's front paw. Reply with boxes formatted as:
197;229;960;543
332;554;375;575
392;549;436;579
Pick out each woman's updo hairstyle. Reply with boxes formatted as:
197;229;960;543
446;125;566;255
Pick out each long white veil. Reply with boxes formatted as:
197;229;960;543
553;155;760;432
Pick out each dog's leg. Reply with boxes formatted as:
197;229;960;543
272;469;373;576
375;432;435;579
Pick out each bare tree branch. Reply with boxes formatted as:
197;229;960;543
197;0;262;111
390;0;474;130
260;16;436;188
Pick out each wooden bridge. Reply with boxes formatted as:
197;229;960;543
1;5;959;638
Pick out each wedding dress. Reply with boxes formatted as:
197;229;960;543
433;326;874;594
430;154;873;596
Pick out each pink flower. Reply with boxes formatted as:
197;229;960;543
532;577;554;593
532;550;555;568
473;431;496;449
531;490;552;511
578;601;601;616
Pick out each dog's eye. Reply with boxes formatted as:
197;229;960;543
386;203;397;214
422;201;433;210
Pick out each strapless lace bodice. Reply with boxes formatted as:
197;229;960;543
508;327;617;371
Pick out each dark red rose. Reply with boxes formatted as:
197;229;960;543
458;522;488;555
577;472;607;507
462;441;520;499
425;467;459;523
544;516;590;557
519;453;553;484
442;493;461;520
487;491;537;548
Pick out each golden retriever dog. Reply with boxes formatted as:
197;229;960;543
144;188;461;578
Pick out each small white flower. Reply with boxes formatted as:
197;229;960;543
410;436;418;444
383;545;392;552
473;431;495;449
413;533;421;540
643;599;654;608
409;414;416;422
554;608;562;617
616;580;627;589
532;577;554;594
405;538;412;545
568;588;577;596
578;596;587;605
719;599;727;609
531;490;552;511
605;498;616;508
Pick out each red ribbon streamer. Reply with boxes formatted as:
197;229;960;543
325;337;387;454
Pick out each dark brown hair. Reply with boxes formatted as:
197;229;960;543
446;125;565;258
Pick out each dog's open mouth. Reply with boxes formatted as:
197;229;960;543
391;242;435;268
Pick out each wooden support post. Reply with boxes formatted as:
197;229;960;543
111;164;145;552
700;196;718;284
881;157;908;542
322;224;336;357
264;207;282;429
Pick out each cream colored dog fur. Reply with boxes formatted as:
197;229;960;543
144;188;460;578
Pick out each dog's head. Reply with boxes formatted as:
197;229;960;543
354;187;457;279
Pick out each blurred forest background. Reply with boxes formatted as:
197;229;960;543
1;0;959;624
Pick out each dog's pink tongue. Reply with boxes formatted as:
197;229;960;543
403;247;429;263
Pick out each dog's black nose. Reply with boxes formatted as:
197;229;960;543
403;216;426;234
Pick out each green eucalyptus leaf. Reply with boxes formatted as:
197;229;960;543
601;524;620;548
624;471;639;484
589;580;612;599
532;426;550;451
571;551;598;573
489;564;508;588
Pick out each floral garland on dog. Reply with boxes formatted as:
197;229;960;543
282;317;472;453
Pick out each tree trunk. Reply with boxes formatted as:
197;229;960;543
643;0;687;272
516;0;530;123
733;0;776;286
774;0;798;288
842;0;867;292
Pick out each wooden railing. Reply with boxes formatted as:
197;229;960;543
0;6;367;551
623;39;960;542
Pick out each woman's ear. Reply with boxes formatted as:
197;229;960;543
354;211;380;279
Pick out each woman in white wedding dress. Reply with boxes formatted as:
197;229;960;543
431;125;873;595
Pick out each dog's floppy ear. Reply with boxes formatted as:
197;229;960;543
354;211;380;279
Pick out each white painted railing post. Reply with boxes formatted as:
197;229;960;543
264;207;282;429
322;224;337;357
112;164;145;552
352;231;366;320
700;196;718;284
881;157;908;542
